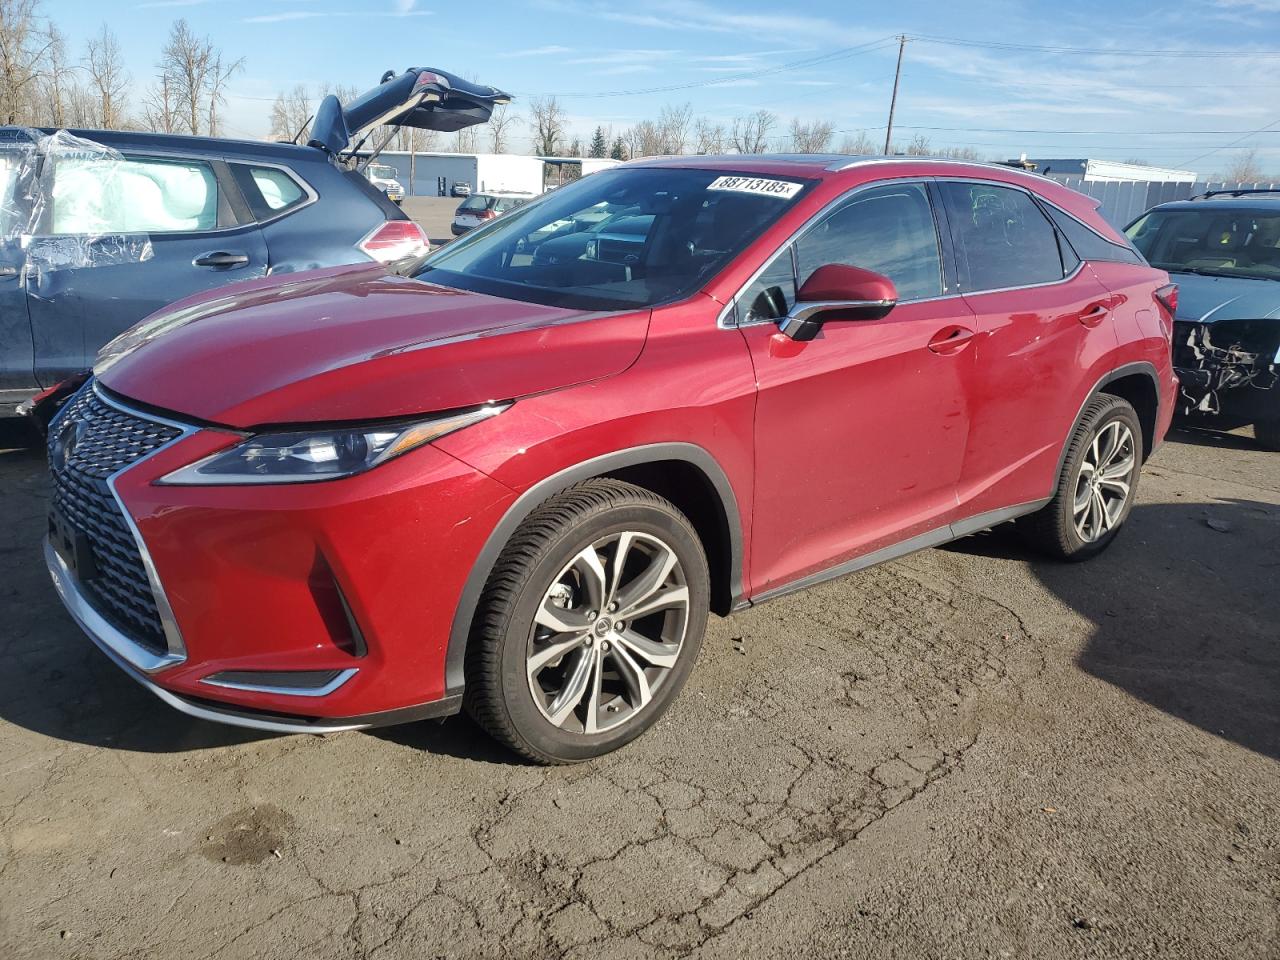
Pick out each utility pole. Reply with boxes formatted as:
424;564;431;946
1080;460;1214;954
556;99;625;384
883;35;907;155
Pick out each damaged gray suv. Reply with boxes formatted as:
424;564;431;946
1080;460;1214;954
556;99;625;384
1126;190;1280;449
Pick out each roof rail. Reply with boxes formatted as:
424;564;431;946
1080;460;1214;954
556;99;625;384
1191;187;1280;200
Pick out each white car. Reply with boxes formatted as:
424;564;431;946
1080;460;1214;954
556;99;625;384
451;192;534;236
365;163;404;204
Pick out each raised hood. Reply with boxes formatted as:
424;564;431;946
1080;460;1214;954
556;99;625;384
94;264;649;428
1172;271;1280;325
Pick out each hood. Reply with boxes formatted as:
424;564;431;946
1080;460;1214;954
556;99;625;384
1171;271;1280;325
95;265;649;428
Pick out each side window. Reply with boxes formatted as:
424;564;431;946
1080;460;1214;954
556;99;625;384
940;182;1065;291
250;168;305;212
231;164;309;221
737;246;797;324
796;182;943;301
49;157;218;234
1045;204;1142;264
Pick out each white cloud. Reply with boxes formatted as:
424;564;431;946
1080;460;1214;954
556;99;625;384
498;45;573;58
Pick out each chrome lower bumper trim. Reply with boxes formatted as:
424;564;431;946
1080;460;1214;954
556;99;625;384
46;538;185;674
200;668;359;698
46;537;371;734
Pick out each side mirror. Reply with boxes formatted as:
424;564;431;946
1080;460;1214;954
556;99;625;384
779;264;898;342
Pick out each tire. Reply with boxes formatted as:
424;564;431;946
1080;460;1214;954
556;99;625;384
464;478;710;764
1017;394;1143;561
1254;420;1280;452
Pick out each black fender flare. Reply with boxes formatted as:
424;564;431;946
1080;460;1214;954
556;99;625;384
444;442;745;695
1051;360;1163;485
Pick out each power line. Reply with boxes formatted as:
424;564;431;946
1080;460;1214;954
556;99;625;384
911;35;1280;59
1181;117;1280;166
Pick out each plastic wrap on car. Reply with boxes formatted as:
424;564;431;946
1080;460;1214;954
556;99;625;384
1;129;153;297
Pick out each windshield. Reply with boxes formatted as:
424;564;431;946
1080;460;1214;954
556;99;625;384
368;164;398;181
416;167;813;310
1126;207;1280;280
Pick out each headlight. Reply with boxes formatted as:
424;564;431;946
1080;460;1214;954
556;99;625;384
159;405;508;485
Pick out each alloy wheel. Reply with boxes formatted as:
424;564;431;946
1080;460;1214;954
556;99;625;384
526;531;689;735
1073;419;1136;543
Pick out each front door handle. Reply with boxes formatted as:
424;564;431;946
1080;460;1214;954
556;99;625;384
1079;302;1111;328
193;251;250;268
927;325;975;355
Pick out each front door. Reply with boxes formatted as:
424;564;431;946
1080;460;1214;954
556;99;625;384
739;181;977;593
25;151;266;385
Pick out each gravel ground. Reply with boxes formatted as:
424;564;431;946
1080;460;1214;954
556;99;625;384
0;419;1275;960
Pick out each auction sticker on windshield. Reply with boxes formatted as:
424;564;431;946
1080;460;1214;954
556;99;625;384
707;176;803;199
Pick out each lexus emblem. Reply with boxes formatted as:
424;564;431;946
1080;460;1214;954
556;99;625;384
51;418;83;471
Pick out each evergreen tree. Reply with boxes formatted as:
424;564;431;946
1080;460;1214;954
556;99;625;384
610;136;627;161
589;126;607;158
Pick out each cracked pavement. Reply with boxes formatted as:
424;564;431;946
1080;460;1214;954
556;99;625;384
0;420;1276;959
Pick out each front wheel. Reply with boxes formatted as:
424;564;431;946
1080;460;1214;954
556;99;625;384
464;479;709;764
1018;394;1142;561
1254;419;1280;451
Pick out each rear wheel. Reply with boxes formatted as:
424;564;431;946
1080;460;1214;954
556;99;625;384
1018;394;1142;561
464;479;709;764
1254;419;1280;452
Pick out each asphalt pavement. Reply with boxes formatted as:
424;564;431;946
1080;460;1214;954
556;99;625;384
0;418;1275;960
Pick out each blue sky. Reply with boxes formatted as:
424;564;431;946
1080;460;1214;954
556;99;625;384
43;0;1280;175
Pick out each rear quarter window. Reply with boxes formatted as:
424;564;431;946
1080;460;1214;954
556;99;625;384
230;163;313;221
1045;204;1143;264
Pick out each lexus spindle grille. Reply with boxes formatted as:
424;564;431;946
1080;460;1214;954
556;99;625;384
48;384;183;654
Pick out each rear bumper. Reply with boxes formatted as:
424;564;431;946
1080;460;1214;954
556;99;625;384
450;223;470;236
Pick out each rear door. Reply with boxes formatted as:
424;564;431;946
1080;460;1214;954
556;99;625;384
937;179;1118;516
740;180;979;592
26;151;267;384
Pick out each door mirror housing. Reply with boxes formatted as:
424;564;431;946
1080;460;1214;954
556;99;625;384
779;264;898;342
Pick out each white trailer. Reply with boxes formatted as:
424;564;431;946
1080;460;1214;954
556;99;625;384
370;151;545;197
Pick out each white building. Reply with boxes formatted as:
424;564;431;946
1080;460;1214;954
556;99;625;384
371;151;545;197
1020;157;1198;183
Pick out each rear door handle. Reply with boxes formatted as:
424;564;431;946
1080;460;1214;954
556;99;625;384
1079;302;1111;328
0;265;17;278
927;325;975;355
193;251;250;268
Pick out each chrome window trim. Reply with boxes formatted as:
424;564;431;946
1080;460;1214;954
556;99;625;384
48;382;199;672
200;668;359;698
718;177;951;329
230;159;319;227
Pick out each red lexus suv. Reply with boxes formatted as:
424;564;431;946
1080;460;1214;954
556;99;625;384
45;156;1177;763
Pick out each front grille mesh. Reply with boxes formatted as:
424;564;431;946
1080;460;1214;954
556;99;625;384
48;385;183;653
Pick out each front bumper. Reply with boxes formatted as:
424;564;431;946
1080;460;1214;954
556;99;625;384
1173;319;1280;422
45;388;517;734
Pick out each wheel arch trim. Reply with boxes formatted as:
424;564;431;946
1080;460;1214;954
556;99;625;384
1053;360;1162;485
444;442;745;696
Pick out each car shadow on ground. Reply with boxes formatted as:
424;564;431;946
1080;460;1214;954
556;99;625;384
1166;421;1262;452
944;498;1280;761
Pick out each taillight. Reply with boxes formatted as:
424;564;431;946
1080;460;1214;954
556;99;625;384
1155;282;1178;317
478;208;497;220
357;220;430;264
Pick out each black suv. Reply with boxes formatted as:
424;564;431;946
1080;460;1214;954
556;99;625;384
1126;189;1280;449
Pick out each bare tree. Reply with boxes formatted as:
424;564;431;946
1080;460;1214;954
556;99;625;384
903;133;931;156
269;84;313;142
83;24;128;129
488;103;514;153
157;18;241;136
789;118;834;153
694;117;725;154
36;20;71;126
730;110;776;154
0;0;53;124
837;130;878;155
1225;147;1264;184
452;125;480;153
529;96;565;155
658;102;692;154
141;72;179;133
